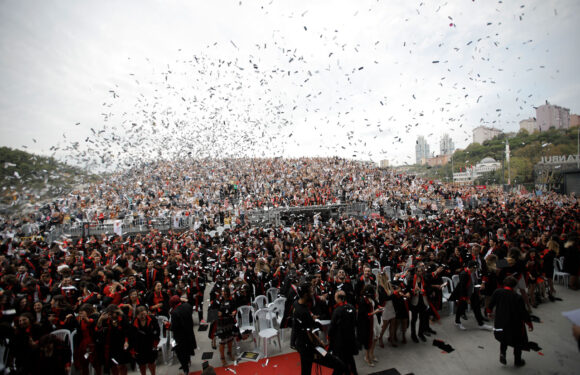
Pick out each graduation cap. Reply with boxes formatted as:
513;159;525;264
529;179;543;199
433;339;455;353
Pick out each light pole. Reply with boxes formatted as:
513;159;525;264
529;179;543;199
506;139;511;185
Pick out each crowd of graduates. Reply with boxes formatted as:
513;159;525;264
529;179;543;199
1;158;579;374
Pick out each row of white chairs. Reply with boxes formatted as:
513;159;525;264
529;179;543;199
239;296;287;357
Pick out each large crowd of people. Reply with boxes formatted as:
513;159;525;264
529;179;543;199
1;157;579;375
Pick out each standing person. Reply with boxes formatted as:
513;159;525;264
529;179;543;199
407;263;430;342
541;238;559;300
356;284;381;367
34;334;72;375
292;282;346;375
376;270;397;348
391;275;410;345
215;287;236;366
130;306;160;375
170;296;197;375
9;313;42;375
451;261;492;331
190;267;206;323
489;276;533;367
146;282;169;317
328;290;358;375
95;305;131;375
74;304;100;375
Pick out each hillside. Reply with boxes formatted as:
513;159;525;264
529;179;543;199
0;147;98;209
412;127;578;185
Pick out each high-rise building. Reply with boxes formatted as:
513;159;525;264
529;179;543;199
536;101;570;131
379;159;390;168
415;136;430;164
473;126;503;144
570;114;580;128
519;118;537;133
440;133;455;155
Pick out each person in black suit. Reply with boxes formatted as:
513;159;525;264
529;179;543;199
170;296;197;375
489;276;533;367
328;290;358;375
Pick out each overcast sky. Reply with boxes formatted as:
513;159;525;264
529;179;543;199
0;0;578;167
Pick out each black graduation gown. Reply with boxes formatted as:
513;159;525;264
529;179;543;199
292;300;316;353
328;303;358;356
95;316;131;367
130;316;160;365
170;302;197;356
489;288;531;347
356;296;376;350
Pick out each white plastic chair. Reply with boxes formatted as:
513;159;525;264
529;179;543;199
441;276;455;315
157;316;172;364
383;266;392;281
51;329;74;374
255;308;281;357
267;297;287;326
452;274;460;288
553;258;570;287
236;305;257;348
253;295;268;311
266;287;280;304
267;297;287;342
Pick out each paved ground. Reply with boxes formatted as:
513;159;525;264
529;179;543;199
144;283;579;375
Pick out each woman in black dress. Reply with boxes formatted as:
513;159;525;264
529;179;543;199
482;254;500;316
215;287;237;366
130;306;160;375
356;284;381;367
391;277;410;344
541;238;559;299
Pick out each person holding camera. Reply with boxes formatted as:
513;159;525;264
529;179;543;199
292;282;346;375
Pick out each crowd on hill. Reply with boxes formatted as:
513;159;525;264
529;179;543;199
4;157;491;234
0;157;579;374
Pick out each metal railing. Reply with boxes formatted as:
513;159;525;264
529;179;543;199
39;197;480;243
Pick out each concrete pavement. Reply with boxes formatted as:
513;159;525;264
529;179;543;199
149;283;579;375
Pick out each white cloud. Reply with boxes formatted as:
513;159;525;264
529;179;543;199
0;0;578;167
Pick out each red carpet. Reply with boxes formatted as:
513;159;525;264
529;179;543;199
191;351;334;374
